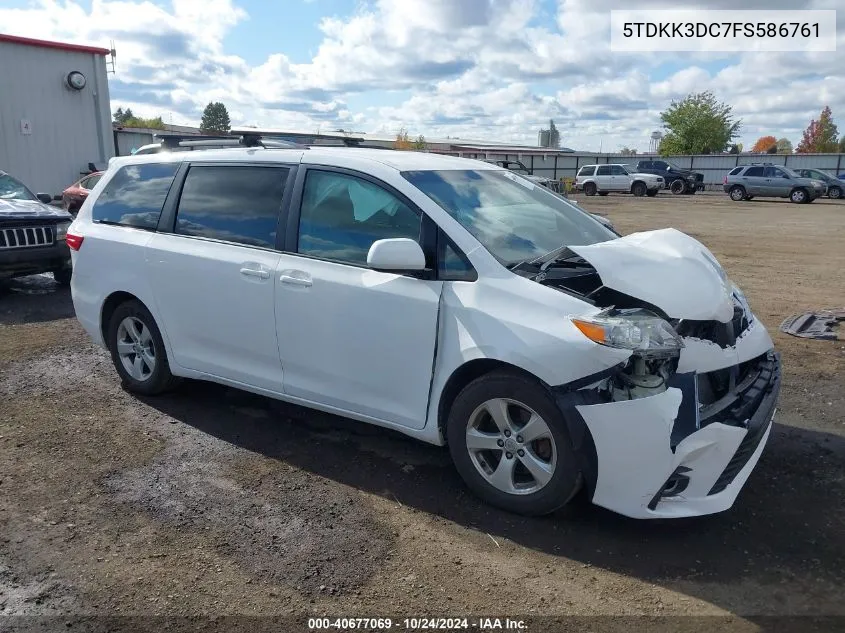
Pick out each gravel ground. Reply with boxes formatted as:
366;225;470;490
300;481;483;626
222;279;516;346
1;193;843;632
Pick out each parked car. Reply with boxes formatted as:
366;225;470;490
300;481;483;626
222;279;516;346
484;159;555;189
62;171;103;214
723;163;826;203
629;160;704;195
575;164;664;197
68;149;779;519
0;170;73;284
793;168;843;199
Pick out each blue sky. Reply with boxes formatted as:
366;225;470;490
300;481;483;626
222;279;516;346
2;0;843;151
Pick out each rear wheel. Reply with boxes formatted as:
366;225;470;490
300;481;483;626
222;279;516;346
107;300;179;395
828;186;842;199
631;181;646;197
447;371;581;516
729;185;746;201
584;182;597;196
790;188;808;204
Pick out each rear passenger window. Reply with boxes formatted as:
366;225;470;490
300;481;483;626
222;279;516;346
596;166;611;176
578;166;595;177
743;167;764;177
175;166;288;248
91;163;179;230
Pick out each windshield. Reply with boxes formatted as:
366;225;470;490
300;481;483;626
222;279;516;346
0;174;37;202
403;169;616;265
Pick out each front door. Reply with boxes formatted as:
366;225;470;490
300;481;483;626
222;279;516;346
146;163;291;393
274;167;442;428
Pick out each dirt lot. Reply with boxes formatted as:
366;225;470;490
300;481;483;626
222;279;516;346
1;193;844;632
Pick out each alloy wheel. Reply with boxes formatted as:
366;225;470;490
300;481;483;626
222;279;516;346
116;316;156;381
465;398;557;495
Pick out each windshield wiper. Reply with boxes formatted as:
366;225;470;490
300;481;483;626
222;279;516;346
507;246;585;273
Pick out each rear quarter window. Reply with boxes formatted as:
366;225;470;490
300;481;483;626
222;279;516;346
728;167;744;175
91;163;179;230
577;166;596;177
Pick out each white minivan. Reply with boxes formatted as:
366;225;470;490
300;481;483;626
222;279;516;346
68;147;779;519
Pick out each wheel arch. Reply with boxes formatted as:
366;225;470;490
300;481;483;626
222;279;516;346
436;358;542;443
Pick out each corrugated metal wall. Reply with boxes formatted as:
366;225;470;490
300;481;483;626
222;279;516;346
114;130;155;156
0;41;113;196
450;152;845;186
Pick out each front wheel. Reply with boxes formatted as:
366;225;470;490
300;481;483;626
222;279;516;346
828;186;842;199
631;181;646;197
669;180;685;195
107;300;179;395
52;268;72;285
790;188;808;204
447;370;581;516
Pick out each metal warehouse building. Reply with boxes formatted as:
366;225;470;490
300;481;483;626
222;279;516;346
0;34;114;197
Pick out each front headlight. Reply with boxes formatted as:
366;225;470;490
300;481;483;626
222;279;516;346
56;221;70;240
572;308;685;358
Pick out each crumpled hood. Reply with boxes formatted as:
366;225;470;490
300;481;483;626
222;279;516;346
0;198;72;221
569;228;735;323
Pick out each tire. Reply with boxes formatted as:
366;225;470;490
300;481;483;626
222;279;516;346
52;268;72;285
598;192;609;196
584;182;597;196
745;196;754;200
669;179;686;195
828;186;842;199
107;299;179;395
631;181;646;197
446;370;581;516
646;189;658;197
790;188;808;204
729;185;746;201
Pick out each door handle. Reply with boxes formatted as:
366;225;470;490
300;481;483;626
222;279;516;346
280;272;312;287
240;267;271;279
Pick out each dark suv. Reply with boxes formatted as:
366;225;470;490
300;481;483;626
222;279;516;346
0;171;73;285
631;160;704;195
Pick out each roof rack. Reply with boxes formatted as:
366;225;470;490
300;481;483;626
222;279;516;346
151;132;307;150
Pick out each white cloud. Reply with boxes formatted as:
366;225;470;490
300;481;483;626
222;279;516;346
0;0;842;151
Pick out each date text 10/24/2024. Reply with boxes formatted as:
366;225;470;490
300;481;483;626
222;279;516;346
308;618;528;631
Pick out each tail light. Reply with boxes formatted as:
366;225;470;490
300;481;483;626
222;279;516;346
723;175;728;184
66;232;84;251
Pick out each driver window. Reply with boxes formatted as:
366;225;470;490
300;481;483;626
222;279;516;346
298;170;421;265
610;165;627;176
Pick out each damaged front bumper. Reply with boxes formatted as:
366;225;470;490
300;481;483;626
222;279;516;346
562;321;780;519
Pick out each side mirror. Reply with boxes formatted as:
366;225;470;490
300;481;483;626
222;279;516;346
36;193;53;204
367;238;426;272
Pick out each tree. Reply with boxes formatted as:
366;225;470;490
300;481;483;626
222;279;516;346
394;128;412;150
658;91;741;155
728;144;740;154
619;146;637;156
200;102;231;134
776;138;793;154
113;107;134;124
751;135;777;153
796;106;839;153
412;134;427;150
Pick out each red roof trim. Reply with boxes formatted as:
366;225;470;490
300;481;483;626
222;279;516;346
0;33;110;56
